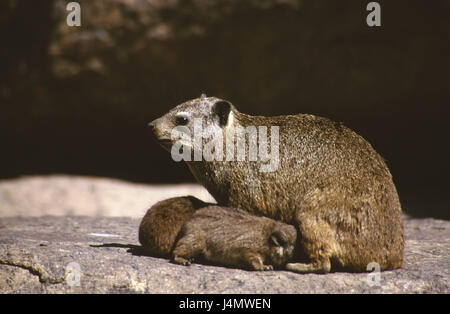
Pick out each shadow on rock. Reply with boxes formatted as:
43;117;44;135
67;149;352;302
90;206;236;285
90;243;149;257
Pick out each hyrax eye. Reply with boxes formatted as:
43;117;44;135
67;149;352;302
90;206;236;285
175;116;189;126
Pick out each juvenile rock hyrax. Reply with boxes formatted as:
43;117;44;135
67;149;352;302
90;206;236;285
172;206;297;271
139;196;211;257
149;95;404;273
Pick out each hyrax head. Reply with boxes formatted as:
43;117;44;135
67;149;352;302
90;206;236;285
148;94;235;151
267;223;297;267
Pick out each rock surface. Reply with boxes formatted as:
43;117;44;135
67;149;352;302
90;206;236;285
0;215;448;293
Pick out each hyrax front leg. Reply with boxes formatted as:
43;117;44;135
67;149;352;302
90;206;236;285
286;214;335;274
242;251;273;271
171;231;205;266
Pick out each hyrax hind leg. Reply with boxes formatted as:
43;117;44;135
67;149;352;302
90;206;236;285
286;212;338;274
171;230;205;266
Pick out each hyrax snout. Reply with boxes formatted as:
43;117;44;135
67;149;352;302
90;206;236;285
172;206;297;271
149;95;404;273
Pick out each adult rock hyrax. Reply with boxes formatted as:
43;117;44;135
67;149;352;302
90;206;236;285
148;95;404;273
172;206;297;271
139;196;211;257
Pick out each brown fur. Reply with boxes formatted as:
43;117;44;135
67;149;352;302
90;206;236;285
138;196;211;257
172;206;297;271
149;96;404;273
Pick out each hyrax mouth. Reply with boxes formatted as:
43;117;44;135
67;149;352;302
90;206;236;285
156;138;173;151
148;120;171;147
148;129;171;151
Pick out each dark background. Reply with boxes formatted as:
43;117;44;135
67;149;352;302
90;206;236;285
1;0;449;219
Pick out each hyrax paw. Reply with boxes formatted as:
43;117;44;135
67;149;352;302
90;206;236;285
173;256;192;266
253;264;273;271
286;261;331;274
263;265;274;271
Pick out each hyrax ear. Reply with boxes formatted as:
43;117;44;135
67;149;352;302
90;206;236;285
212;100;231;126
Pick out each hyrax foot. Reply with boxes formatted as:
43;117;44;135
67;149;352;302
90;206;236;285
286;259;331;274
247;254;274;271
252;263;273;271
172;255;193;266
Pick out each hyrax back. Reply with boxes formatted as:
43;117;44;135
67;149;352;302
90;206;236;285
138;196;211;257
149;96;404;273
172;206;297;271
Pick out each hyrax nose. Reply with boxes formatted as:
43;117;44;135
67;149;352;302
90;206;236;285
148;120;160;139
148;117;163;131
149;116;164;130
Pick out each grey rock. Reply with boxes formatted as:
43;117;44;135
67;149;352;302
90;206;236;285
0;216;448;293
